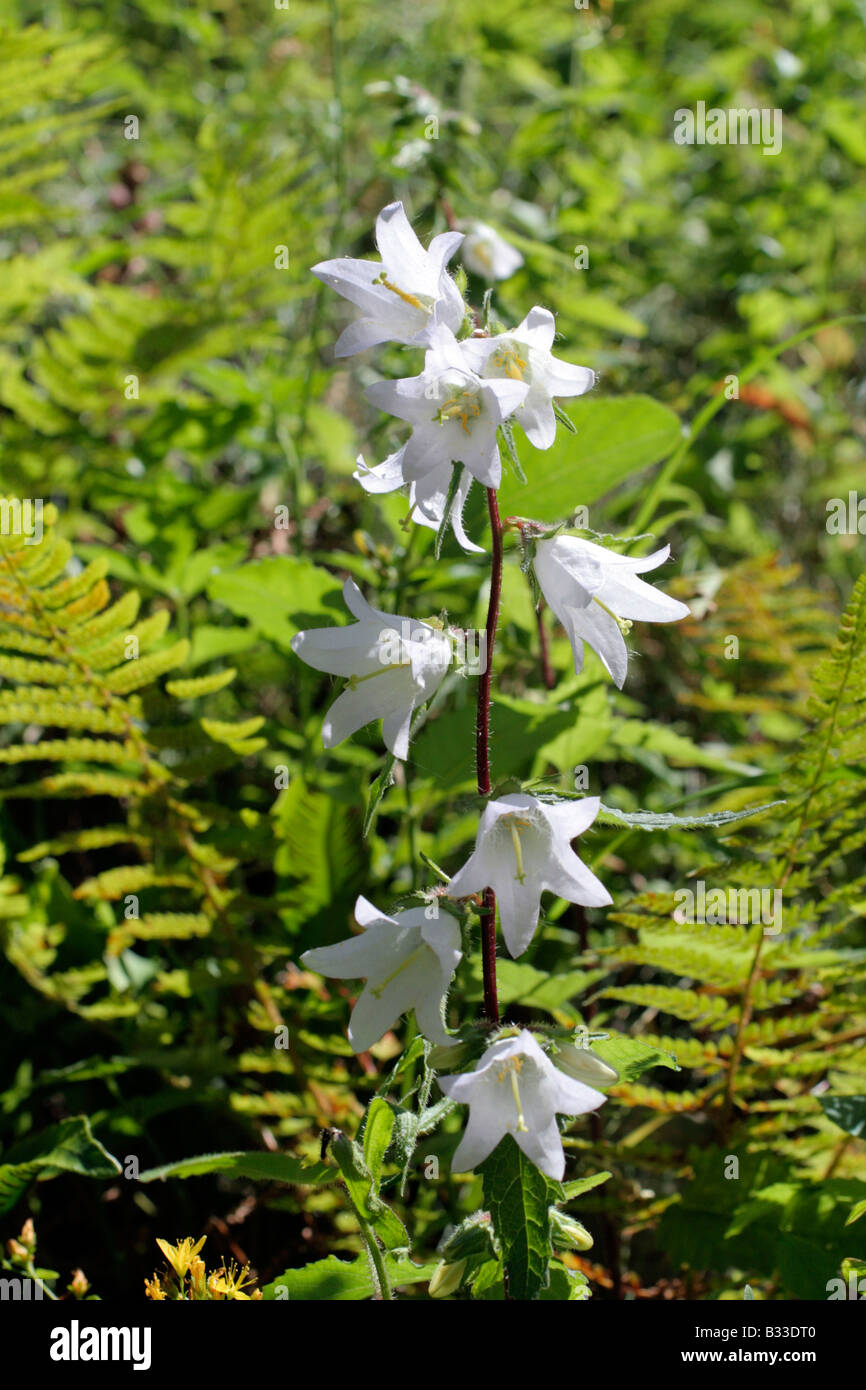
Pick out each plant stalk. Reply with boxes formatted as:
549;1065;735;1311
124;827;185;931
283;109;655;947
477;487;503;1024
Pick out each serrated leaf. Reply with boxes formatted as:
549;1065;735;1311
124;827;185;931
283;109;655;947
819;1095;866;1138
595;800;785;831
0;1116;121;1214
137;1150;332;1185
480;1135;559;1300
363;1098;395;1190
262;1254;435;1301
592;1035;680;1083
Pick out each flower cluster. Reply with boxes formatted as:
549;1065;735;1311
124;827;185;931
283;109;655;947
294;203;690;1180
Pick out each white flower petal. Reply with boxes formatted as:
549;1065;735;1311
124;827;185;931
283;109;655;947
597;571;691;623
544;851;613;910
520;395;557;450
440;1030;606;1177
492;870;544;959
566;601;630;687
541;359;596;398
381;705;413;760
354;894;391;929
543;795;602;841
375;201;434;290
353;450;407;495
334;317;395;357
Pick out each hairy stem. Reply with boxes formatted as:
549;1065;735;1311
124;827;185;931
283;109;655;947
477;488;503;1024
536;599;556;690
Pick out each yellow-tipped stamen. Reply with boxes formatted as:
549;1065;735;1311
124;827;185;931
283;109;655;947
434;389;482;435
592;595;632;635
497;1057;528;1132
375;273;432;313
490;343;528;381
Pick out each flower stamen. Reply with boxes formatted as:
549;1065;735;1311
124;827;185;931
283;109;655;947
497;1056;528;1132
346;662;406;690
435;388;482;435
592;595;632;635
370;944;425;998
374;272;432;314
490;343;528;381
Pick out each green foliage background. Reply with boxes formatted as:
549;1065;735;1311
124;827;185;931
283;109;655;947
0;0;863;1299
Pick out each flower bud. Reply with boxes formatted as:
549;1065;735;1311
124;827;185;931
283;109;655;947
553;1044;619;1088
6;1239;28;1263
439;1211;497;1264
69;1268;90;1299
19;1219;36;1255
429;1258;467;1299
549;1207;594;1252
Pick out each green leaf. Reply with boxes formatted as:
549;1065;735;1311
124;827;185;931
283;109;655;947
591;1035;680;1083
498;395;681;522
538;1262;590;1300
479;1135;559;1300
464;957;592;1014
555;290;647;338
363;1098;395;1190
263;1254;436;1301
331;1132;409;1252
0;1116;121;1214
595;800;785;831
846;1198;866;1227
435;463;463;558
819;1096;866;1139
137;1151;332;1185
561;1171;613;1201
364;750;397;837
207;556;343;650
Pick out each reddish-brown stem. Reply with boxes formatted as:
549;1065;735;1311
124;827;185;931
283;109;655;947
536;599;556;690
476;487;503;1024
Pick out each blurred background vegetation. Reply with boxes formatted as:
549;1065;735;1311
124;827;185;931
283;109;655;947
0;0;863;1300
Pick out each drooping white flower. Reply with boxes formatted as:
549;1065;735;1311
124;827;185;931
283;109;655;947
311;201;465;356
301;895;462;1053
290;578;451;759
366;325;528;490
439;1030;606;1179
447;792;611;958
533;535;691;689
461;306;595;449
460;222;524;281
354;451;484;554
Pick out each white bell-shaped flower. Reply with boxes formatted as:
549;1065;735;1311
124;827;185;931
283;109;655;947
533;535;691;689
354;451;484;554
460;222;524;281
439;1029;606;1179
291;578;451;759
311;201;465;356
302;896;462;1053
366;325;528;490
461;306;595;449
447;792;611;957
